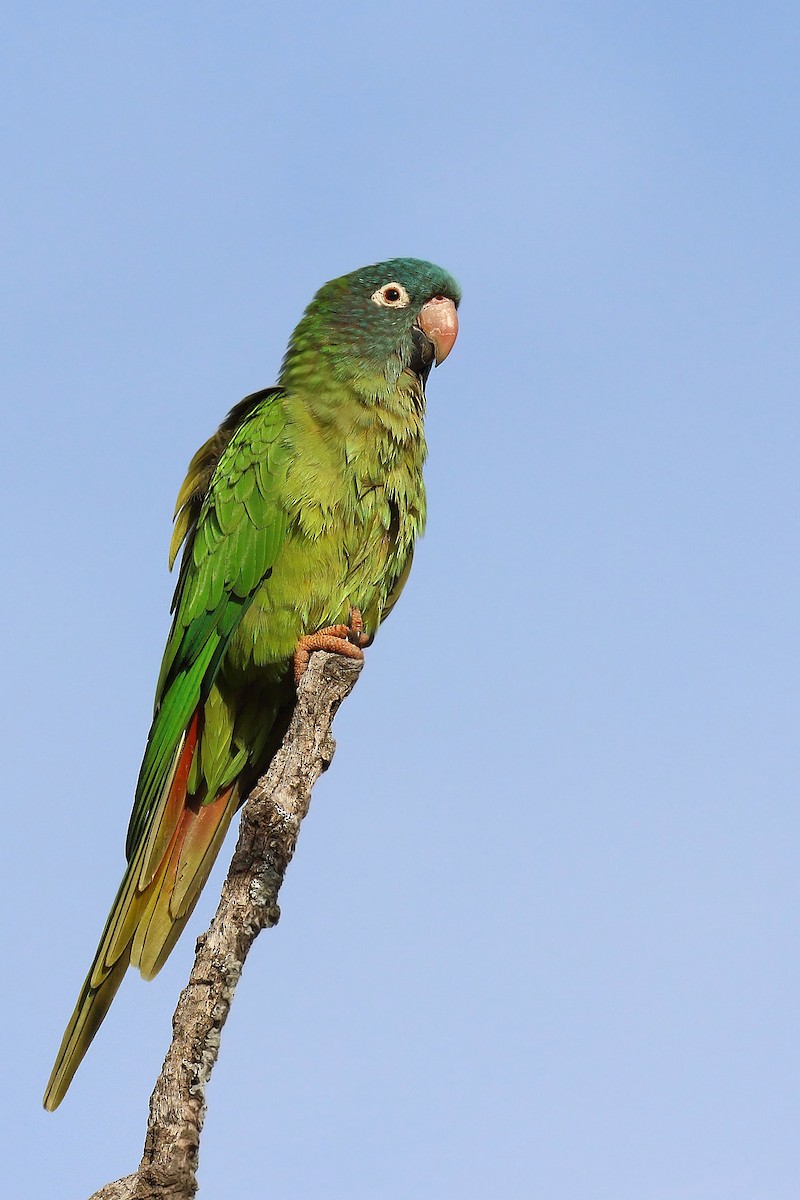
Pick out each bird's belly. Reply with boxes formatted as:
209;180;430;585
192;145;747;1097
222;516;405;683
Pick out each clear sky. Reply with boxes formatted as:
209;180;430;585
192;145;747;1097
4;3;800;1197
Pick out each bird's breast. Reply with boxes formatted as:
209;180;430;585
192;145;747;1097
223;397;426;680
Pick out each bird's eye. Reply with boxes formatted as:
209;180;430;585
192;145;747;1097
371;282;410;308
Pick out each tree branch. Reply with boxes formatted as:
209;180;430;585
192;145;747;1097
89;651;362;1200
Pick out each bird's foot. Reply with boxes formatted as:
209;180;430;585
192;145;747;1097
293;607;370;685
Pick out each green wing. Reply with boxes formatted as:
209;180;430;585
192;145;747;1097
44;388;293;1111
125;388;289;859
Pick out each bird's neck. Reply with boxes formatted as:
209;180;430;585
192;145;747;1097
279;351;428;476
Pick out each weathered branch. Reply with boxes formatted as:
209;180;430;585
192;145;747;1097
89;651;362;1200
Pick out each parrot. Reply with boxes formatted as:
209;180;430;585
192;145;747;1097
43;257;460;1111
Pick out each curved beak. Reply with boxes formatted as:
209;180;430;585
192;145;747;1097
418;296;459;366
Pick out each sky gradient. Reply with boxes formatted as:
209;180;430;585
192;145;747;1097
4;4;800;1197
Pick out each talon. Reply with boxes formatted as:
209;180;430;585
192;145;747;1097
347;606;369;648
294;615;368;685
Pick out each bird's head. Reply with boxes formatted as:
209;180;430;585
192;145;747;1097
283;258;461;389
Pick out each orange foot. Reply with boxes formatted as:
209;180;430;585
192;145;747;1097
293;607;371;685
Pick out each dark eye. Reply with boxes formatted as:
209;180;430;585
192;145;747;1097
371;281;410;308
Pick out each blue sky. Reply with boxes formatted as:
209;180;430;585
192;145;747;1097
4;3;800;1197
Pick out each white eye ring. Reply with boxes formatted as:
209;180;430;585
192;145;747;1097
371;282;410;308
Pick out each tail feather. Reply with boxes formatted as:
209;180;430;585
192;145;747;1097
44;846;146;1109
88;842;149;992
43;947;131;1112
44;706;239;1110
131;784;237;980
138;714;199;889
172;786;238;917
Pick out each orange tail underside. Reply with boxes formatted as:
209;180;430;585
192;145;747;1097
130;711;239;979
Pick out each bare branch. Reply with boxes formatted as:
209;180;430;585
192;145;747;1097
90;1177;136;1200
90;651;362;1200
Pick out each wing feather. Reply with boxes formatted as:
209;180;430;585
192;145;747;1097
45;388;291;1109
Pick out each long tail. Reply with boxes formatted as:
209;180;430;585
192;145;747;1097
43;711;239;1111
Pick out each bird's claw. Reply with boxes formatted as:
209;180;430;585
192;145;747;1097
346;606;370;648
293;607;369;684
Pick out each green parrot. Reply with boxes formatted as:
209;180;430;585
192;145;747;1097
44;257;460;1111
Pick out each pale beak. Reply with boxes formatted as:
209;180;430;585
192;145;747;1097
418;296;459;365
